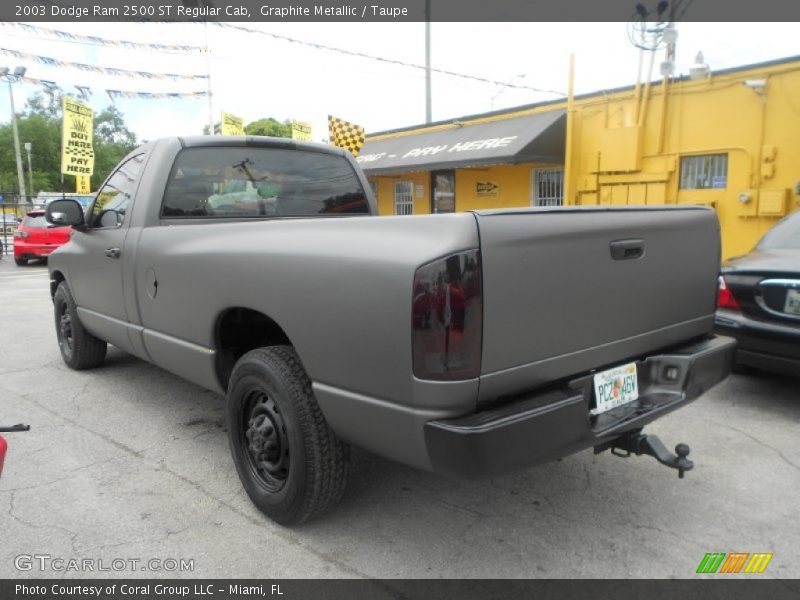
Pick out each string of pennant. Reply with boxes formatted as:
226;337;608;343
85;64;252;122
0;47;208;81
21;75;208;102
0;22;207;54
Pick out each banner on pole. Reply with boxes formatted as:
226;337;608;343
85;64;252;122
328;115;365;157
291;120;312;142
221;112;245;135
76;175;91;195
61;96;94;177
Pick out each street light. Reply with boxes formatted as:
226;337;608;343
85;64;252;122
24;142;33;202
0;66;28;208
490;73;526;111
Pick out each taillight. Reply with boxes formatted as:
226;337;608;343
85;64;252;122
412;249;482;380
717;275;740;310
14;230;28;238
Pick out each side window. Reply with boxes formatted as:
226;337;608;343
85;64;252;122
91;154;145;228
680;154;728;190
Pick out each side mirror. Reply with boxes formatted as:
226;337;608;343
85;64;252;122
46;199;85;228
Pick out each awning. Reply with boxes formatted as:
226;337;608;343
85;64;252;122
357;110;566;175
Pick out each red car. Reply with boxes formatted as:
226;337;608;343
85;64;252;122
14;209;72;266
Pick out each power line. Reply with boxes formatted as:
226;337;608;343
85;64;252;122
213;22;566;96
0;22;206;55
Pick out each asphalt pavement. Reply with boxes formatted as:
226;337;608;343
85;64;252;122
0;257;798;579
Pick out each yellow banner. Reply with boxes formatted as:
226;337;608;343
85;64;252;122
291;120;312;141
61;96;94;176
76;175;91;194
221;111;245;135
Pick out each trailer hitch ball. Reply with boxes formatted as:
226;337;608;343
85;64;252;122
675;443;691;479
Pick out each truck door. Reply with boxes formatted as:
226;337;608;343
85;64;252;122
67;154;146;354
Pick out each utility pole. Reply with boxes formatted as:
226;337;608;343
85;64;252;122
1;67;27;205
424;0;432;123
24;142;33;201
204;21;214;134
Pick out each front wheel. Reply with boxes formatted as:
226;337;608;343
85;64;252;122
226;346;349;525
14;257;27;266
53;282;107;369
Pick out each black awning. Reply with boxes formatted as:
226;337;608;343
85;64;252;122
357;110;565;175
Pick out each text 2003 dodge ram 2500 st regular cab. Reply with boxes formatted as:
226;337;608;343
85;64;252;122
45;136;735;524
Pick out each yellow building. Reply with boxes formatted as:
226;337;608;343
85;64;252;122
359;55;800;259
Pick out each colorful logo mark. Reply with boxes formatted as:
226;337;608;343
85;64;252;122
696;552;773;574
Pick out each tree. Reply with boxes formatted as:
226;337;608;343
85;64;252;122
202;117;292;138
245;117;292;138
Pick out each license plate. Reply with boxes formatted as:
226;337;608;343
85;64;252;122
591;362;639;415
784;289;800;316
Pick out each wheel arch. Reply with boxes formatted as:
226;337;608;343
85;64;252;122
50;270;66;299
214;307;294;392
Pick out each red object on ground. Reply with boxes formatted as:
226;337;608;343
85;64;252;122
14;209;72;262
0;435;7;478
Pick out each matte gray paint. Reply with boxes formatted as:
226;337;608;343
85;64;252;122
49;136;722;473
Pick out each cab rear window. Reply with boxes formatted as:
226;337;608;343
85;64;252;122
161;147;369;218
22;216;47;229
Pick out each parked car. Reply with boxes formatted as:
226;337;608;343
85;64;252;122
715;209;800;375
44;136;734;525
13;209;72;266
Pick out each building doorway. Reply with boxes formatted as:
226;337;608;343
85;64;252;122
431;170;456;213
531;167;564;206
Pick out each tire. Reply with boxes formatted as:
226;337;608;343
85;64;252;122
53;282;107;370
14;257;27;266
226;346;349;525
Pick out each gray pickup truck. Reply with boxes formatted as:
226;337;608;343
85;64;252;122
45;136;735;524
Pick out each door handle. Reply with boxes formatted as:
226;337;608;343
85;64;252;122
609;239;645;260
104;247;121;259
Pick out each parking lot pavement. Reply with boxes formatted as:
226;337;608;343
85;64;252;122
0;257;798;580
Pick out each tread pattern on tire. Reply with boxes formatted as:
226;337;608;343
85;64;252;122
233;346;349;525
54;281;107;370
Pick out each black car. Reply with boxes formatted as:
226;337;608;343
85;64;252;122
715;210;800;375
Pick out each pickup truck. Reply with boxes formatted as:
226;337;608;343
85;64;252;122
45;136;735;525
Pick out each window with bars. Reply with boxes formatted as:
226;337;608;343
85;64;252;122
532;168;564;206
394;181;414;215
680;154;728;190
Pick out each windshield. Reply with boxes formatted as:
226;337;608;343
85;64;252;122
757;211;800;250
22;215;47;229
161;147;370;218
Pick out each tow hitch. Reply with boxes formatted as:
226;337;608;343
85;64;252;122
595;431;694;479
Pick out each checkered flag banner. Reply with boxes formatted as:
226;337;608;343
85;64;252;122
328;115;365;157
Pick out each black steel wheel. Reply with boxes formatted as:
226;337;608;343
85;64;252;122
226;346;349;525
53;282;107;370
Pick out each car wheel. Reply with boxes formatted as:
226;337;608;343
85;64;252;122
14;257;27;266
226;346;349;525
53;282;107;370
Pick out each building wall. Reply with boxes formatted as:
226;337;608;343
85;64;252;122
568;58;800;259
365;57;800;259
370;161;559;215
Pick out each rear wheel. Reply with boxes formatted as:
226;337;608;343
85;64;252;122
53;282;107;369
226;346;349;525
14;257;27;266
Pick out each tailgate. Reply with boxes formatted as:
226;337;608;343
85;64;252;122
475;206;720;399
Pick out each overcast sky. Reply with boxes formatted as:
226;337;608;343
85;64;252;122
0;21;798;143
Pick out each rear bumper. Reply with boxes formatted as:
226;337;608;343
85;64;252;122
424;335;736;479
715;309;800;375
14;241;60;258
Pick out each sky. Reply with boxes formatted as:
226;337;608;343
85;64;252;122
0;21;799;144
